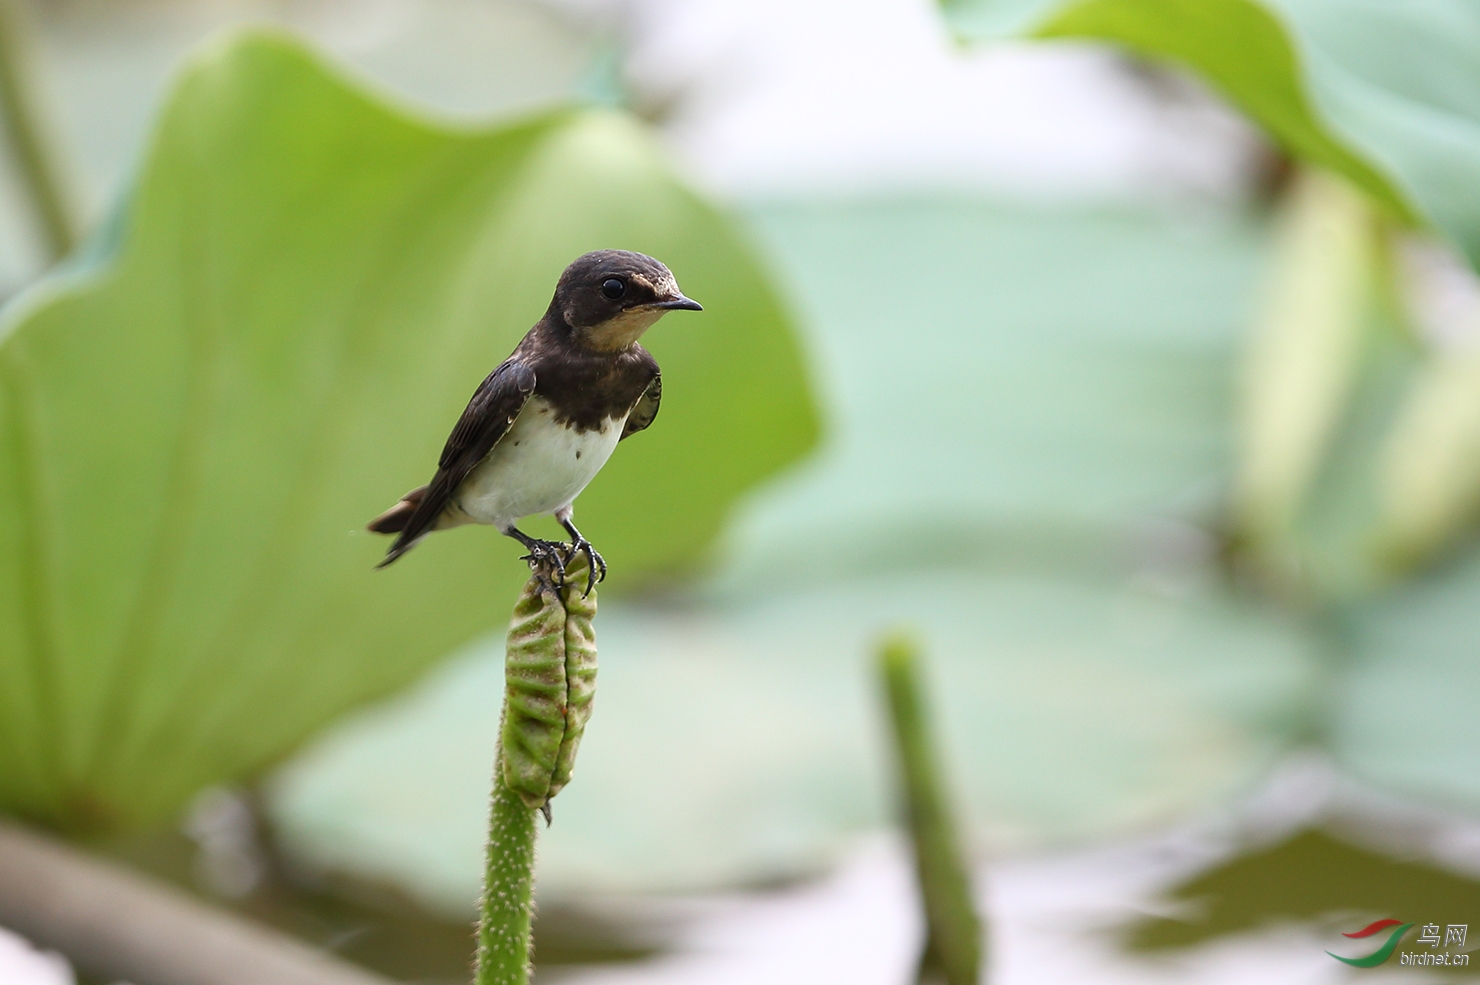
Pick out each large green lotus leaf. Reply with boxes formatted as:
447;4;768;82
942;0;1480;269
716;198;1269;590
0;30;816;832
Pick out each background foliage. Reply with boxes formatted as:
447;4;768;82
943;0;1480;268
939;0;1480;823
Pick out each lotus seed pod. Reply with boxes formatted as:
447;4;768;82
499;556;597;808
547;570;597;800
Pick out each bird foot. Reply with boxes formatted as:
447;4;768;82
520;539;568;596
565;538;607;597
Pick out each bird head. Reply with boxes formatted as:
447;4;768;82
552;250;703;351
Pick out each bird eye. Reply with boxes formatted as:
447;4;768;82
601;278;626;300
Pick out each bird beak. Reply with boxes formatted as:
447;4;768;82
649;295;703;311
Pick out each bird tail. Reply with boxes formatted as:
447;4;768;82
367;485;428;567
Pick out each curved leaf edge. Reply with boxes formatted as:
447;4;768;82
0;26;592;342
939;0;1421;227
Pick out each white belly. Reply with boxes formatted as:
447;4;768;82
452;397;624;529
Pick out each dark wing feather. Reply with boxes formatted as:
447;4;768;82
378;359;536;566
621;374;661;440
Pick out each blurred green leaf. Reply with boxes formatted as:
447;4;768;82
942;0;1480;269
721;199;1272;590
0;29;817;832
1231;171;1380;568
1224;169;1435;599
1374;348;1480;568
944;0;1480;585
1273;308;1422;599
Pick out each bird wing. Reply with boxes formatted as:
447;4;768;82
621;374;661;440
379;358;536;566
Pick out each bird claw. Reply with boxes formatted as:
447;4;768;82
566;538;606;597
520;539;568;595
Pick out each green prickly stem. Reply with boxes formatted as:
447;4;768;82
476;555;597;985
476;749;539;985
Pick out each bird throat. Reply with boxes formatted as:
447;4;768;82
578;307;665;352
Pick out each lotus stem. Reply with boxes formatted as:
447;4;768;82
475;745;540;985
475;557;597;985
0;0;78;261
0;818;394;985
878;633;983;985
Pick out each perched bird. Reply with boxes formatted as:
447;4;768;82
368;250;702;592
